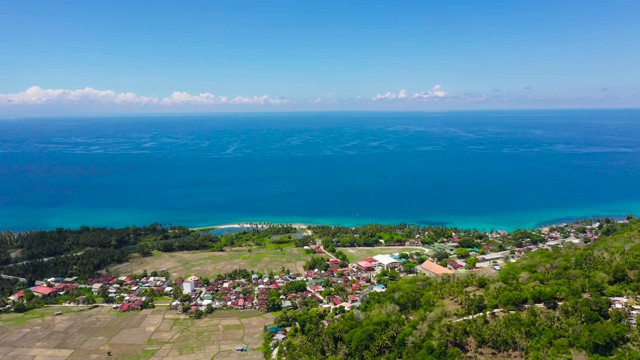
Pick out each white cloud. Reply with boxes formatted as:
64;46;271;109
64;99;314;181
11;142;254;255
372;85;448;101
0;86;156;105
308;97;338;105
412;85;448;99
372;91;400;101
0;86;292;107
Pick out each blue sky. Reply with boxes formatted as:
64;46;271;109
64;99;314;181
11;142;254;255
1;1;639;114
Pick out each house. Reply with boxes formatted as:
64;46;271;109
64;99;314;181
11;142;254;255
8;291;24;301
373;284;386;292
372;255;401;270
182;281;195;294
91;283;103;294
328;259;341;266
419;260;454;276
476;253;504;263
356;261;375;271
32;285;55;297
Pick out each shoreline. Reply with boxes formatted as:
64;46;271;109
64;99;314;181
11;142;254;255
190;223;310;231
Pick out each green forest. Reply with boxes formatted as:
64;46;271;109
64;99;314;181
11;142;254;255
272;219;640;359
0;223;299;284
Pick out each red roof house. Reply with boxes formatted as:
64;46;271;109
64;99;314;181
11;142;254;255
356;261;374;271
32;285;55;296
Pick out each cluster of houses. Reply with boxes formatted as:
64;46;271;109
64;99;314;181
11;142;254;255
8;276;80;302
6;275;166;312
610;297;640;326
415;221;611;273
354;254;405;272
87;275;168;311
172;274;326;313
172;264;377;314
351;251;466;277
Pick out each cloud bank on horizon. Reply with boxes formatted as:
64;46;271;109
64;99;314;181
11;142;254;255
0;86;293;106
0;84;460;113
0;84;637;115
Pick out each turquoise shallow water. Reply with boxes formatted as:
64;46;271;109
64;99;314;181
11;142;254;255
1;110;639;231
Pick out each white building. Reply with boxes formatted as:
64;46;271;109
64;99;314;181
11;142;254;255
372;254;400;270
182;281;195;294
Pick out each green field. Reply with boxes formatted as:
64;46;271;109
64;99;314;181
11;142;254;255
0;306;274;359
109;245;325;278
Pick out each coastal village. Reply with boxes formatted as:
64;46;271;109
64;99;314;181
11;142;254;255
3;219;639;352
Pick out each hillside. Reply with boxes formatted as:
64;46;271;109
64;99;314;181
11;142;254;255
273;219;640;359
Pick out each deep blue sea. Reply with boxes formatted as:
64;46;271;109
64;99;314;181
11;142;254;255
1;110;639;231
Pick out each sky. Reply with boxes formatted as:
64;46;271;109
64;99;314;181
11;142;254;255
1;1;639;114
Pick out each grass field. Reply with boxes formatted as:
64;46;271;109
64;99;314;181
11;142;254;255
0;306;275;359
342;247;428;262
109;245;325;278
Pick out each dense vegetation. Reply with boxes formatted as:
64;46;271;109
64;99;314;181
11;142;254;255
0;224;187;284
309;219;620;252
0;223;300;285
1;248;128;284
148;224;298;253
0;224;189;261
275;219;640;359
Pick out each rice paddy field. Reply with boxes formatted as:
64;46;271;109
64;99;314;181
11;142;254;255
0;305;274;359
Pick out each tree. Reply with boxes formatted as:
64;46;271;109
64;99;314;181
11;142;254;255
266;296;282;312
402;261;416;274
193;309;204;319
137;243;152;257
433;251;449;262
455;248;470;258
465;257;477;269
23;290;35;302
304;257;329;271
205;303;214;314
172;285;182;299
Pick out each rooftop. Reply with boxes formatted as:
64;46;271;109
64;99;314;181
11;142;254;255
420;260;454;275
373;254;400;266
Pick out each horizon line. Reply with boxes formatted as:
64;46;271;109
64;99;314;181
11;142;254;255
2;107;640;120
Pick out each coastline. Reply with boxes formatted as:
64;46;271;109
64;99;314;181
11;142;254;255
190;223;311;231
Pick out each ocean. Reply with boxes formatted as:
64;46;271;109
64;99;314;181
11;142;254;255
1;110;639;231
